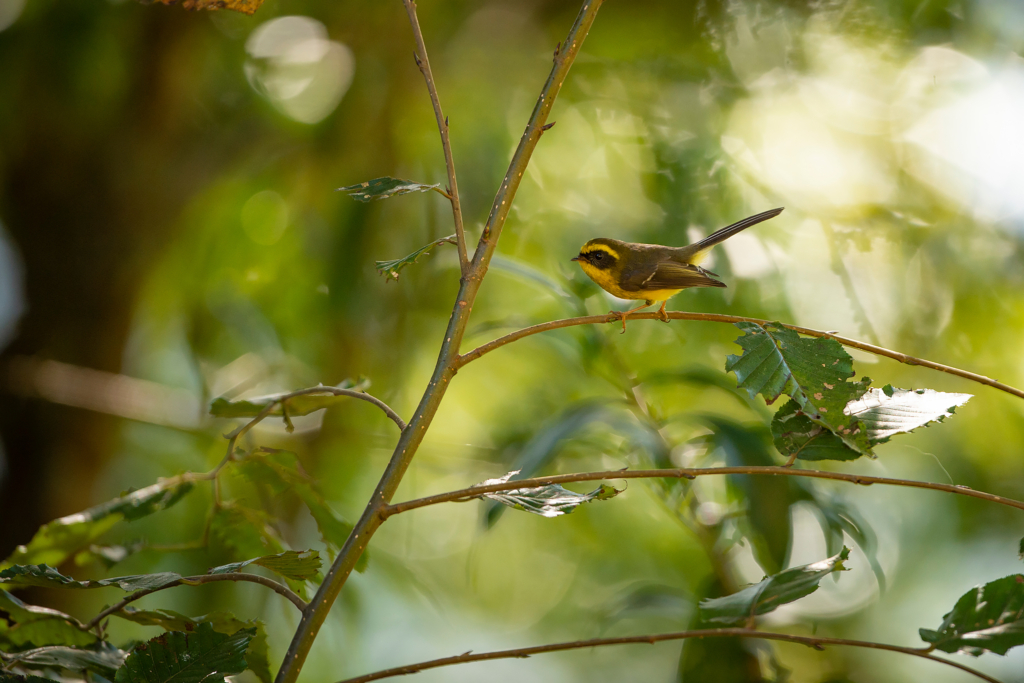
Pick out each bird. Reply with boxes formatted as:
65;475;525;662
571;207;784;333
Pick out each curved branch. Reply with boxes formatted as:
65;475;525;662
225;386;407;442
382;466;1024;518
335;628;1000;683
403;0;468;274
85;572;306;629
455;312;1024;400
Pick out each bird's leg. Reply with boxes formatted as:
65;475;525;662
610;300;653;334
657;300;669;323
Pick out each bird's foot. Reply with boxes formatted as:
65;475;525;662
609;310;629;334
658;306;669;323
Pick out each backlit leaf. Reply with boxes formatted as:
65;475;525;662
1;479;192;571
208;550;321;581
699;547;850;625
113;622;254;683
0;590;96;649
374;235;457;282
920;574;1024;656
476;471;621;518
337;177;442;202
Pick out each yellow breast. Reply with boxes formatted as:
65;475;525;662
579;261;682;302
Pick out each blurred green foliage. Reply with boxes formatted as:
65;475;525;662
2;0;1024;682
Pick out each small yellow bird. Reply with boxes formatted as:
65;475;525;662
572;208;784;332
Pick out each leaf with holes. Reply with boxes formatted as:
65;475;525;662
773;386;972;462
920;574;1024;656
375;235;457;282
477;471;621;518
337;177;443;202
0;564;180;592
113;611;271;683
1;480;192;570
208;550;321;582
114;622;254;683
699;548;850;625
725;322;872;456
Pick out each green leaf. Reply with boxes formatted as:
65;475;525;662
771;400;862;462
114;622;254;683
113;610;270;683
920;574;1024;656
208;379;370;419
337;177;442;202
0;590;96;649
476;471;621;518
773;386;973;462
704;418;792;575
679;579;770;683
3;642;126;677
208;550;321;581
374;235;456;282
74;541;146;570
208;506;314;596
0;565;180;592
796;487;886;592
699;547;850;625
1;480;193;570
725;322;872;456
236;450;360;569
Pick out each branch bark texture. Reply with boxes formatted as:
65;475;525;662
271;4;604;683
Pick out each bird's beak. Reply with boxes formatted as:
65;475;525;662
570;256;580;262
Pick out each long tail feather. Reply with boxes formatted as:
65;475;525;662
689;207;784;253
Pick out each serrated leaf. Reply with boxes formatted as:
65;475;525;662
208;506;311;597
4;642;126;677
337;177;442;202
476;471;620;518
113;610;270;683
773;386;973;462
0;565;180;592
208;550;321;581
208;379;370;419
0;590;96;649
845;387;971;443
725;322;871;456
1;479;192;571
114;622;254;683
920;574;1024;656
236;449;363;571
374;235;457;282
704;418;792;575
699;547;850;625
771;400;862;462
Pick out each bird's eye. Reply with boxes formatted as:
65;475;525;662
593;252;603;261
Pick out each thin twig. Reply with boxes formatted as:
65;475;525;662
455;312;1024;400
382;466;1024;517
334;628;1000;683
84;572;306;630
403;0;469;274
272;5;604;683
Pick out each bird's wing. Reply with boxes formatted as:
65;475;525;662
620;261;725;292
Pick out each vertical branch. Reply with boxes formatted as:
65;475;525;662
271;4;604;683
403;0;469;275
